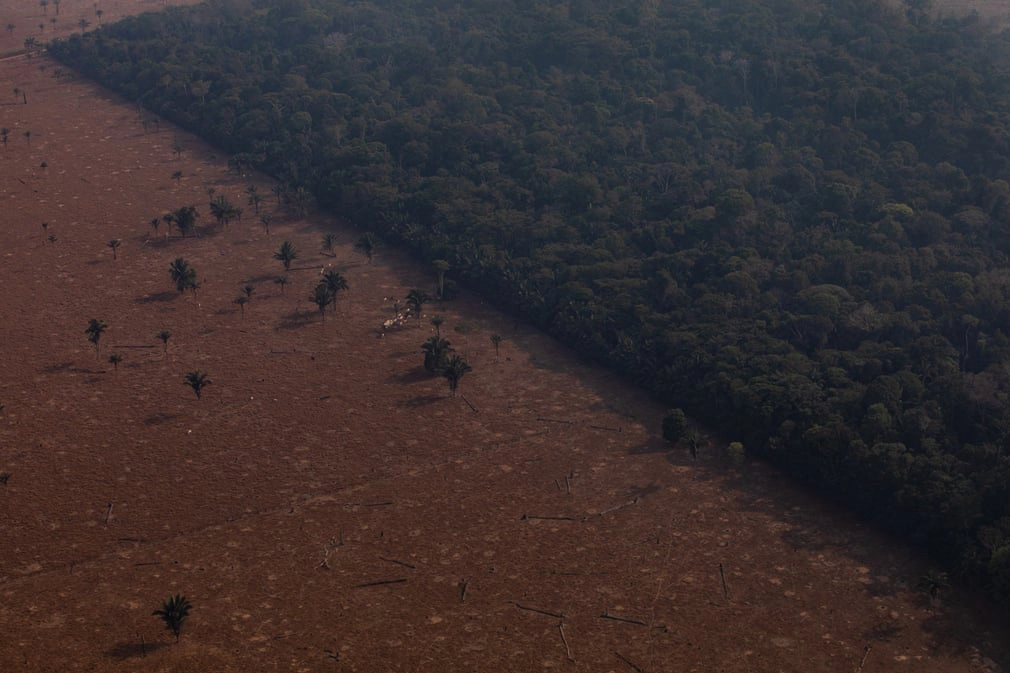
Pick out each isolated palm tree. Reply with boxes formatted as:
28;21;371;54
183;371;211;399
171;170;182;184
490;334;503;362
321;233;336;255
431;316;444;337
406;289;430;325
422;335;453;373
274;240;298;271
260;214;272;236
157;330;171;354
108;353;122;372
149;217;161;237
169;205;198;237
85;319;107;357
209;195;238;229
310;283;335;321
107;238;121;260
242;284;255;301
235;295;248;318
169;258;197;294
443;355;472;397
274;275;288;294
320;269;348;309
153;594;192;643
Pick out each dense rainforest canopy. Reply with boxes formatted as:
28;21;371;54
49;0;1010;597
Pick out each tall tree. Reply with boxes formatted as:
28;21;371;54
169;258;197;294
320;269;348;308
157;330;171;354
85;318;107;357
422;335;453;373
354;233;375;264
107;238;121;260
433;259;450;299
490;334;503;362
153;594;192;643
273;240;298;271
310;283;335;321
443;355;472;397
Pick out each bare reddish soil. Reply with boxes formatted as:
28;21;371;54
0;12;1008;673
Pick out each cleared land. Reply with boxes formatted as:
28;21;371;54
0;7;1008;673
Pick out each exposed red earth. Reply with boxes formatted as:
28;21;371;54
0;4;1008;672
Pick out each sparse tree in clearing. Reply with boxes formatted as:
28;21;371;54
150;217;160;237
153;594;192;643
107;238;121;260
171;170;182;184
40;161;47;171
490;334;503;362
234;295;248;319
41;221;48;237
242;284;255;301
172;141;183;159
274;275;288;294
271;183;283;207
273;240;298;271
47;234;56;244
95;8;103;23
6;24;14;37
406;289;429;326
209;195;238;229
431;315;444;337
77;18;89;32
53;0;60;15
38;22;44;33
443;355;472;397
168;258;197;294
157;330;171;354
320;269;347;309
23;130;31;145
169;205;198;238
260;213;272;236
108;353;122;372
85;319;107;357
246;184;262;214
321;233;336;255
40;0;48;15
422;335;453;373
917;570;950;604
354;233;376;264
50;17;56;30
433;259;450;299
184;371;211;399
1;128;8;149
310;283;335;321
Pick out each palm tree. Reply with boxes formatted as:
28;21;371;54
184;371;211;399
246;184;262;214
321;233;336;256
320;269;348;309
85;319;107;357
171;170;183;184
433;259;450;298
108;353;122;372
107;238;121;260
431;315;444;337
1;127;8;149
274;241;298;271
153;594;192;643
406;289;429;326
169;258;197;294
149;217;160;237
422;335;453;373
157;330;171;354
209;195;238;229
443;355;472;397
274;275;288;295
77;17;89;32
170;205;198;237
310;283;335;321
354;233;376;263
242;284;255;301
235;295;248;318
260;213;272;236
490;334;503;362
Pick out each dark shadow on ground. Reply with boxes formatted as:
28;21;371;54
106;640;169;659
399;395;443;408
275;310;317;330
386;367;433;385
135;291;178;303
39;361;74;374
